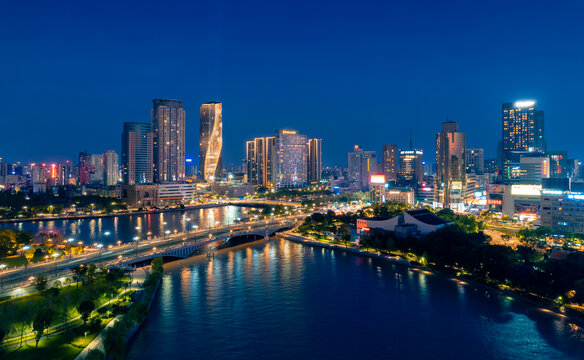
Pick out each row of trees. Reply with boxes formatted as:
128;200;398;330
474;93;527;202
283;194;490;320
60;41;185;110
0;229;33;257
360;225;584;303
100;257;164;360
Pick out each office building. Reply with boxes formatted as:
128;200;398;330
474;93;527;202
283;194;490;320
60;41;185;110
465;148;484;174
502;101;545;178
199;102;222;182
348;145;377;190
274;129;308;188
548;151;569;178
78;151;91;185
246;136;274;187
307;138;322;184
89;154;104;184
435;121;466;208
121;122;153;185
541;189;584;233
399;150;423;185
382;144;398;182
152;99;186;183
103;150;119;186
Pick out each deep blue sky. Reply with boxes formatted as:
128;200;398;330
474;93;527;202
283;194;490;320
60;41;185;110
1;0;583;167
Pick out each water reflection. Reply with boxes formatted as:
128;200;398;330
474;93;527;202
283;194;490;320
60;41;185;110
0;206;253;246
127;240;584;360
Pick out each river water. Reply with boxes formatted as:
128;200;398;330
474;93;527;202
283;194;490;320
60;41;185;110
0;206;253;246
126;239;584;360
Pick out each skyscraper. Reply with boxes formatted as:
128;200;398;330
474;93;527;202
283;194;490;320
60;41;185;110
78;151;91;185
502;100;545;163
398;150;423;184
465;148;484;174
307;138;322;184
348;145;377;190
274;130;308;188
103;150;119;186
151;99;185;183
199;102;223;182
435;121;466;207
382;144;398;182
121;122;153;185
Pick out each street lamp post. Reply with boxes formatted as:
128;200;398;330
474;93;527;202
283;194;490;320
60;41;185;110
0;264;6;289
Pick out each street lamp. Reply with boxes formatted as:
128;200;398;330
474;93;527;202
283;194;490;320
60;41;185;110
0;264;6;289
165;230;171;238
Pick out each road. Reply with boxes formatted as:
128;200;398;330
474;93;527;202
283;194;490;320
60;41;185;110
0;215;303;297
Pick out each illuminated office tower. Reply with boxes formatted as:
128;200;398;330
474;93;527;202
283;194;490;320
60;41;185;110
435;121;466;207
502;100;545;163
103;150;119;186
274;130;308;188
307;138;322;184
348;145;377;190
78;151;91;185
121;122;153;185
382;144;398;182
199;102;223;182
90;154;104;184
399;150;423;184
465;148;484;174
548;151;569;178
151;99;186;183
246;136;277;187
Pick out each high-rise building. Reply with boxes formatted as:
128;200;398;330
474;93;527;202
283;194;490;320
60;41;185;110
548;151;569;178
274;130;308;188
121;122;153;185
435;121;466;207
307;138;322;184
103;150;119;186
465;148;484;174
78;151;91;185
199;102;222;182
502;100;545;165
348;145;377;190
382;144;398;182
151;99;186;183
398;150;423;185
89;154;104;184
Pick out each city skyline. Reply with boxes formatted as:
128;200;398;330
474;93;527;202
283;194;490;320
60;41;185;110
2;1;584;166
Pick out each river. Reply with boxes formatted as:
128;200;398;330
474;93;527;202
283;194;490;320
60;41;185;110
125;238;584;360
0;206;254;246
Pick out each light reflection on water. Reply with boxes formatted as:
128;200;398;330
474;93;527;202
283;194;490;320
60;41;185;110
127;239;584;360
0;206;253;246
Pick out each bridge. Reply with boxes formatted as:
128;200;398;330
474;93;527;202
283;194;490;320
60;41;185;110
118;224;294;266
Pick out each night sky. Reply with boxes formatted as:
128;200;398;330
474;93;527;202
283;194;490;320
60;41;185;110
1;0;583;167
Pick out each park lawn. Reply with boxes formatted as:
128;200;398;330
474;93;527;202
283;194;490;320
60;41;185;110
0;253;50;269
1;278;130;342
4;324;102;360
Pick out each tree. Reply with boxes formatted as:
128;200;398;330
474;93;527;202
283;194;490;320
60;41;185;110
151;257;164;275
86;349;106;360
33;307;54;348
104;320;129;360
340;225;351;247
72;265;88;287
77;299;95;325
24;247;36;264
34;275;48;292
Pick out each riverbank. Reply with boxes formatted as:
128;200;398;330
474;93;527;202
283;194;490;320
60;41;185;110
280;231;584;327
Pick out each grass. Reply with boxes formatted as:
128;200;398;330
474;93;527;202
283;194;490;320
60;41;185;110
0;254;47;269
2;323;103;360
0;277;130;343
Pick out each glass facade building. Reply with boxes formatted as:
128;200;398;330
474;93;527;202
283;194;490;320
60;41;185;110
199;102;223;182
121;122;153;185
151;99;185;183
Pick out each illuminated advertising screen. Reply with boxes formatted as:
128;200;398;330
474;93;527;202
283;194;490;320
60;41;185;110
486;184;505;194
370;174;386;184
511;185;541;196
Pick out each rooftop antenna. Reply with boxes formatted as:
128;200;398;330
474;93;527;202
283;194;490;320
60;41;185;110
409;133;413;150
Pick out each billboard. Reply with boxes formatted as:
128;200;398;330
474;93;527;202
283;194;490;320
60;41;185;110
370;174;386;184
486;184;505;194
511;184;541;196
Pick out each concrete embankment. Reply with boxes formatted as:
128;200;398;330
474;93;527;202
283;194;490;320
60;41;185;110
279;232;411;267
